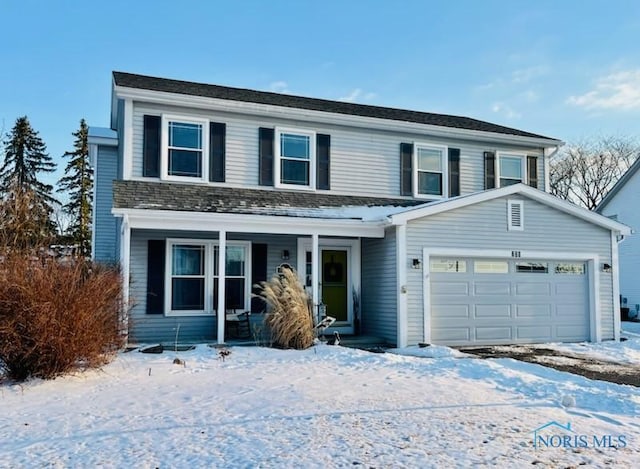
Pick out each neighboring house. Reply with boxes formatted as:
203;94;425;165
88;71;630;347
597;158;640;317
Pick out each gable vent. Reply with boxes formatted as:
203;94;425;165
508;200;524;231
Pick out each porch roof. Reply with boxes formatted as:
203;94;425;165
113;180;422;220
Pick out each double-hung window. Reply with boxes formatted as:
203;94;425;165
413;144;447;198
162;115;209;182
497;152;525;187
275;128;316;189
166;240;250;316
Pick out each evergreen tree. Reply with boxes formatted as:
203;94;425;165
0;116;57;246
57;119;93;257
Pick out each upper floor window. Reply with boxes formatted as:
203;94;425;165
413;144;448;198
161;115;209;182
275;128;316;189
498;153;525;187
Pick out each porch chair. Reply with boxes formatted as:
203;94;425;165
225;311;252;339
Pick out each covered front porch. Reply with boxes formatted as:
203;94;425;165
116;209;394;346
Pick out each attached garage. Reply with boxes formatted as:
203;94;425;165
429;257;590;346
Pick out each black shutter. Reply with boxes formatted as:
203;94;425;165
251;243;268;313
316;134;330;190
484;151;496;189
143;115;161;177
400;143;413;196
259;128;274;186
448;148;460;197
209;122;226;182
527;156;538;188
146;240;165;314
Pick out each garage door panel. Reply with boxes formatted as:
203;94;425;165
431;281;469;295
516;325;553;340
429;257;589;346
432;304;470;318
474;282;511;295
432;327;470;342
476;327;512;341
515;282;551;296
475;304;511;318
515;304;552;318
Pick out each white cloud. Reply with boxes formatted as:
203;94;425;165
268;81;289;93
491;102;522;120
511;65;548;84
567;70;640;110
339;88;377;103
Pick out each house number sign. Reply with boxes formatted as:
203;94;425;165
511;250;521;258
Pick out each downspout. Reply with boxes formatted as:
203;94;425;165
612;232;626;341
543;145;560;193
396;223;408;348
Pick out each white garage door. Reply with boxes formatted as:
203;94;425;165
430;258;589;345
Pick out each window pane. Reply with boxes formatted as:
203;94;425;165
430;259;467;273
474;261;509;273
281;159;309;185
417;148;442;171
172;278;204;310
500;177;521;187
213;278;246;310
281;133;310;160
226;246;245;276
418;172;442;195
516;262;549;273
169;149;202;177
555;263;585;274
169;122;202;149
172;245;204;275
500;156;522;179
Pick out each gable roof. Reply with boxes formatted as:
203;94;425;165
597;157;640;212
113;71;558;141
390;183;632;234
112;180;422;218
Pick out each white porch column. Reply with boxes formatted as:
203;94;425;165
119;216;131;338
217;230;227;344
311;234;320;323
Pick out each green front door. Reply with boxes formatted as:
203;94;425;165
322;250;348;322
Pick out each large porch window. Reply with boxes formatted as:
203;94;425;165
166;239;251;316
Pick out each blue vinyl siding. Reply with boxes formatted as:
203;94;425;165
93;145;118;262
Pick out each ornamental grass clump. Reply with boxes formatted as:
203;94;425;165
256;267;314;350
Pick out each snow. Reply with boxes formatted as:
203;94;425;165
1;341;639;467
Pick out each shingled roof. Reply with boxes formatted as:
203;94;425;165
113;180;423;218
113;71;556;141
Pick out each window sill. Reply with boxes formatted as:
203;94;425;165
165;311;217;317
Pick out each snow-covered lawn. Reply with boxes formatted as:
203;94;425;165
1;340;639;468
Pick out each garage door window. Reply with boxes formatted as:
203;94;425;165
430;259;467;273
555;263;586;274
515;262;548;273
474;260;508;273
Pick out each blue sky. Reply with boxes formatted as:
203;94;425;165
2;0;640;189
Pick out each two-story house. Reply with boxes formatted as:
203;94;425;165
89;71;630;348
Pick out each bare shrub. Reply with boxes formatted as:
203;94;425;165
255;268;314;350
0;250;126;381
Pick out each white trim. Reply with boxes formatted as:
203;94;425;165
390;183;632;234
496;151;527;187
123;99;133;179
217;232;226;344
163;238;251;319
396;224;409;347
90;144;98;260
114;85;564;147
274;127;317;190
412;142;448;199
612;231;621;341
160;114;210;183
87;135;118;147
113;208;386;238
422;247;601;343
120;216;131;330
507;199;524;231
311;234;319;323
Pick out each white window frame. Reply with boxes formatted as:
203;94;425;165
165;239;251;317
412;143;448;199
274;127;316;190
161;114;209;183
496;151;527;187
